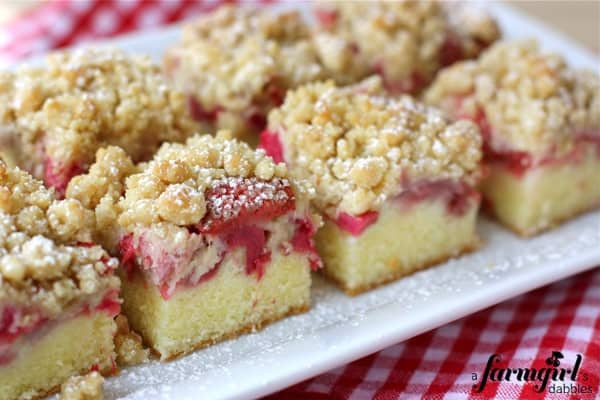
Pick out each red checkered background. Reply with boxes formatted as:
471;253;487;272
1;1;598;399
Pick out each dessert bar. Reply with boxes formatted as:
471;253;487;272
113;133;320;359
425;40;600;235
0;47;197;196
0;162;120;400
261;78;482;294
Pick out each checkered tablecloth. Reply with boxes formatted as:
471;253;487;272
1;1;599;399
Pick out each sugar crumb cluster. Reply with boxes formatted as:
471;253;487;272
425;40;600;156
164;6;325;135
118;132;289;229
0;161;119;320
0;47;197;184
268;78;482;216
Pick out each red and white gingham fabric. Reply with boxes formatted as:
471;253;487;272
271;269;600;400
1;1;599;399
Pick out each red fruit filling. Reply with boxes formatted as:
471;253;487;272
258;129;284;163
315;9;338;29
197;177;295;234
188;95;222;124
0;289;120;366
453;95;600;177
373;61;426;94
119;178;320;299
224;225;271;279
440;31;465;67
43;156;86;197
290;217;322;270
396;180;480;217
0;306;44;346
335;211;380;236
84;290;121;318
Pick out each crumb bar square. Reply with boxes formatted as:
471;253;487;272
113;133;320;359
260;78;482;294
0;48;198;196
0;162;120;400
425;40;600;235
163;6;327;143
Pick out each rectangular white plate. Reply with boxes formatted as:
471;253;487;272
26;2;599;399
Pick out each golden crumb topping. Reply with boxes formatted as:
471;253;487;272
425;40;600;157
0;161;119;320
314;1;499;89
59;372;104;400
114;315;150;366
66;146;138;253
0;161;94;243
267;78;482;216
2;47;197;180
164;5;326;137
118;132;292;229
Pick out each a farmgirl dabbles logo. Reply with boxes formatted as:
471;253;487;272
472;351;595;395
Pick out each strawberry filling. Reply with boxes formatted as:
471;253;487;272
335;211;380;236
0;289;120;366
43;156;86;198
188;95;223;123
258;129;284;163
188;80;284;133
197;177;295;234
120;177;320;300
290;218;322;270
333;181;478;236
452;95;600;177
396;180;480;217
373;61;426;94
223;225;270;279
315;9;338;29
440;31;465;67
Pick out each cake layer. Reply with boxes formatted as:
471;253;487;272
0;312;116;400
120;250;311;360
481;148;600;236
317;197;479;295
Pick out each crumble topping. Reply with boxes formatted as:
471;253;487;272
2;47;197;183
267;78;482;216
163;5;326;137
118;132;293;230
0;160;94;244
425;40;600;157
0;161;119;322
114;314;150;366
66;146;138;253
59;371;104;400
314;1;499;89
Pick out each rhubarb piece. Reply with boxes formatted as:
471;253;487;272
313;1;500;93
163;6;327;142
262;78;482;294
0;47;198;196
115;132;320;359
0;161;120;400
425;40;600;235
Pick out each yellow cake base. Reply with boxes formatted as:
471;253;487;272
120;250;311;360
316;198;479;295
481;149;600;236
0;313;116;400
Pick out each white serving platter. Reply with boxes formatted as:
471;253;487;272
25;2;598;399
